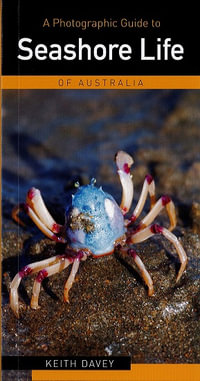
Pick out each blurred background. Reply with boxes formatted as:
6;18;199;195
3;90;200;222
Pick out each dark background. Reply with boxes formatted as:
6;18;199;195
2;3;200;75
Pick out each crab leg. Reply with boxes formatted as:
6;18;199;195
12;187;63;233
130;224;187;282
137;195;177;232
115;151;134;215
26;188;63;233
31;257;71;310
64;258;81;302
10;254;67;317
12;203;66;243
128;175;156;224
120;247;154;296
12;204;26;227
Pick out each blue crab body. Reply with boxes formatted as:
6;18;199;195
65;183;125;255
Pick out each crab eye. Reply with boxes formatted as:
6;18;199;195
104;198;115;219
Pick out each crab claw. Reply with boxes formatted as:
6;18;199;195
116;151;134;215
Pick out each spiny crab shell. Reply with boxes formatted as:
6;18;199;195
66;181;126;255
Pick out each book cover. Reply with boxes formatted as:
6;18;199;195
1;2;200;381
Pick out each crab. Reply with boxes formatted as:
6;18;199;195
10;151;187;317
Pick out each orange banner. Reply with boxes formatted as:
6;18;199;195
32;364;200;381
1;75;200;89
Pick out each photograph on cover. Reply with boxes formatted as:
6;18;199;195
2;89;200;368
